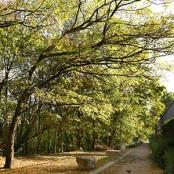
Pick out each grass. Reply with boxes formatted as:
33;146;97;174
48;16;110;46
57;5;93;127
0;152;113;174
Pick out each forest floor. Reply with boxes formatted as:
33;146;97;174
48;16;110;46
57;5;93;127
0;151;113;174
0;144;163;174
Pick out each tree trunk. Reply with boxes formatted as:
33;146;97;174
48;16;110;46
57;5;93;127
76;111;82;150
108;129;116;148
59;126;64;153
4;117;18;168
92;122;97;151
25;139;29;155
76;126;82;150
54;127;58;153
47;130;51;154
4;101;21;168
36;134;42;154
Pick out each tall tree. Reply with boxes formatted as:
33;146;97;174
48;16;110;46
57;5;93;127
0;0;173;168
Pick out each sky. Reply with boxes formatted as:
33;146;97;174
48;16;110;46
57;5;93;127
151;1;174;92
158;56;174;92
162;71;174;92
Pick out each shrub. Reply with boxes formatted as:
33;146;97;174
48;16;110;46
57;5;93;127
162;120;174;146
149;135;167;167
163;147;174;174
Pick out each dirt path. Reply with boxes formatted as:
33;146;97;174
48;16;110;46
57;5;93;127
100;143;164;174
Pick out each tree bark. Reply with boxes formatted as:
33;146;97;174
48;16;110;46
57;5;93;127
92;122;97;151
108;129;116;148
54;127;58;153
4;116;18;168
76;130;81;150
4;102;21;168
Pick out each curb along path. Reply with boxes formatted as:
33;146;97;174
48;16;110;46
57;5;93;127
91;143;164;174
90;148;134;174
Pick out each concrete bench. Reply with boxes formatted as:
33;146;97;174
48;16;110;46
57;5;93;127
76;156;96;170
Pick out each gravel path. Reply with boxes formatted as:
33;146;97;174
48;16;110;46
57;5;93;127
100;143;164;174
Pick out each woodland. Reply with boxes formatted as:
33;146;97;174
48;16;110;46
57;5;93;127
0;0;174;171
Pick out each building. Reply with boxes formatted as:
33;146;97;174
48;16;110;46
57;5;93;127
159;102;174;127
157;102;174;146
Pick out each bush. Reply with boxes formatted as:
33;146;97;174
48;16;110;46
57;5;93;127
149;135;167;167
162;120;174;146
164;147;174;174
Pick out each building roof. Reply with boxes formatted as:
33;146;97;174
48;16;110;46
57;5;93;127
160;102;174;126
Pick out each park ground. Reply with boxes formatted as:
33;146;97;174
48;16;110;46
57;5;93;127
0;144;163;174
0;151;111;174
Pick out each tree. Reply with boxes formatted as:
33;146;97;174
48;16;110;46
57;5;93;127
0;0;174;168
161;91;174;108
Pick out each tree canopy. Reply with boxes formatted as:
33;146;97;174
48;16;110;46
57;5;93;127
0;0;174;169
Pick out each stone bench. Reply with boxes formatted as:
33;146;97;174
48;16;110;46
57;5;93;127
76;156;96;170
106;149;122;155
